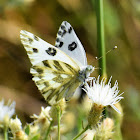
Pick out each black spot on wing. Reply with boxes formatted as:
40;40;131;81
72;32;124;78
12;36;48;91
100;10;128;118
58;25;67;37
56;38;60;42
43;60;51;68
32;66;43;74
68;42;77;51
68;27;72;33
44;82;50;87
34;35;39;41
61;25;66;30
47;89;56;100
53;60;64;72
55;38;63;48
36;68;43;74
45;47;57;56
36;80;43;86
33;48;38;53
28;38;33;44
64;63;77;73
62;30;66;37
42;89;53;96
59;42;63;47
38;75;43;79
58;31;62;36
64;21;67;25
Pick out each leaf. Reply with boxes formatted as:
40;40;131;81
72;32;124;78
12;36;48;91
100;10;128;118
25;125;30;135
31;135;40;140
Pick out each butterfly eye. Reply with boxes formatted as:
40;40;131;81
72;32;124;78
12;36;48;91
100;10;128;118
86;65;94;73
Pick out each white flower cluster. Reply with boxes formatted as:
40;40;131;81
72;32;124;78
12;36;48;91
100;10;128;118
84;76;124;114
0;99;15;122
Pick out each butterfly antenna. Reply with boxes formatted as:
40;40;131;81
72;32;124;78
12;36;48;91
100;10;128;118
92;67;102;73
95;46;117;60
94;67;101;70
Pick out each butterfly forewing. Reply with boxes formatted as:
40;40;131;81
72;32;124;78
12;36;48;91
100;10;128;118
20;30;79;70
55;21;87;67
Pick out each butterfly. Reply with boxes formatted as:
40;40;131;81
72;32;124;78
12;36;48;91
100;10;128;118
20;21;94;105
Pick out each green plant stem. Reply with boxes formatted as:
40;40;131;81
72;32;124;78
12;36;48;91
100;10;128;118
113;110;123;140
57;106;61;140
95;0;107;77
4;127;8;140
114;123;122;140
72;125;89;140
44;120;53;140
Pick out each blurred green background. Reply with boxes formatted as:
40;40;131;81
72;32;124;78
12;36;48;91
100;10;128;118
0;0;140;140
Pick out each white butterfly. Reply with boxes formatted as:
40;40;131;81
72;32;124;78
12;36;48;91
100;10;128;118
20;21;94;105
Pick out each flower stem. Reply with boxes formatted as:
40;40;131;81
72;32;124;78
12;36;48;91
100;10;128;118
72;125;89;140
57;106;61;140
4;127;8;140
95;0;107;78
44;120;53;140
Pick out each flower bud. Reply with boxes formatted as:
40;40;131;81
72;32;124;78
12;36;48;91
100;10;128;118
88;103;103;128
95;118;114;140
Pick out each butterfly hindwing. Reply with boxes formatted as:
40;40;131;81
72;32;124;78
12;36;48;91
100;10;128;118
55;21;87;67
30;60;81;104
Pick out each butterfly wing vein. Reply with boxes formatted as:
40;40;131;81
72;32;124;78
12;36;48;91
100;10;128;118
31;60;81;103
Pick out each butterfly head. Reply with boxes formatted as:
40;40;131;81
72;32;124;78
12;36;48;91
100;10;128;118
85;65;94;78
86;65;94;73
78;65;94;83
